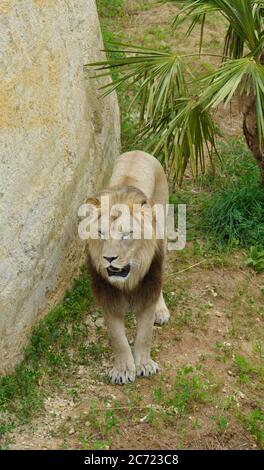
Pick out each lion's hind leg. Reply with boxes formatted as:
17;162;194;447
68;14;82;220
154;292;170;326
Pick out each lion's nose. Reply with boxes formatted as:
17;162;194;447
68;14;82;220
103;256;118;264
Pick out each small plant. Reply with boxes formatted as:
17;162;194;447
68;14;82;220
153;387;163;403
104;410;120;434
246;246;264;272
234;355;259;384
212;414;229;433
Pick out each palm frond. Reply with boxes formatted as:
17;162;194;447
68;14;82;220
85;41;219;184
199;57;264;143
171;0;264;58
85;44;187;120
86;2;264;184
172;0;219;32
140;97;218;184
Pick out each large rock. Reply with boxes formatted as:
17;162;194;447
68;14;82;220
0;0;120;373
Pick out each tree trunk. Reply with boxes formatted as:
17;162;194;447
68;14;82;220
242;51;264;185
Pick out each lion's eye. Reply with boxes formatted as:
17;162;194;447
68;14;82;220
122;232;133;240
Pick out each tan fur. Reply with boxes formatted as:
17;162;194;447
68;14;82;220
86;151;170;384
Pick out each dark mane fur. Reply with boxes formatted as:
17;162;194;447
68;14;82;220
87;241;164;315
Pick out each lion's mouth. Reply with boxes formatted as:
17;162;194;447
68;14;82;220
107;264;131;278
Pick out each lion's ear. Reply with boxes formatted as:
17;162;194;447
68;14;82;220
78;196;100;221
86;196;100;207
141;197;154;210
140;199;154;222
141;198;157;226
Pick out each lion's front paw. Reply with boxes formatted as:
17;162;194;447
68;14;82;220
108;363;136;385
154;306;170;325
136;359;160;378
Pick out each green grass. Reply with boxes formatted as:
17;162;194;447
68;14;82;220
241;409;264;448
198;140;264;250
69;364;220;449
170;139;264;260
153;365;216;420
212;414;229;433
234;354;262;384
77;403;120;449
97;0;125;18
0;268;94;441
202;175;264;250
246;246;264;273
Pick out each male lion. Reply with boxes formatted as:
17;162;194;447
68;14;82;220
85;151;170;384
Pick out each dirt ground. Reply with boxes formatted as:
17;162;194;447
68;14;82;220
4;0;264;450
7;248;264;450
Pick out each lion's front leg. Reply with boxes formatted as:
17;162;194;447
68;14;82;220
134;304;160;378
104;311;136;385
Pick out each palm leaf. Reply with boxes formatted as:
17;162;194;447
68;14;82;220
171;0;264;58
139;97;218;184
199;57;264;143
85;44;188;119
85;42;219;183
86;1;264;183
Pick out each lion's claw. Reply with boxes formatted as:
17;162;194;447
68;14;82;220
108;364;136;385
136;359;160;378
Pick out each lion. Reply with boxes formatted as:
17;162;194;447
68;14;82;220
85;150;170;384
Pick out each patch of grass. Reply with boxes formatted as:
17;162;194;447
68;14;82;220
203;180;264;249
97;0;124;19
0;421;14;436
0;268;94;440
170;139;264;258
132;0;154;12
200;142;264;249
67;365;221;449
104;409;120;434
241;409;264;449
246;246;264;273
214;341;233;363
69;401;121;450
212;414;229;434
65;365;221;449
153;366;216;420
140;25;171;48
233;355;261;384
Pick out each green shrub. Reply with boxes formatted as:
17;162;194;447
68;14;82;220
201;142;264;248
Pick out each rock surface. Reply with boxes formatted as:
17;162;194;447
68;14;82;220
0;0;120;373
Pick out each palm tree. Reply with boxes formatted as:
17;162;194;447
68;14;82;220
86;0;264;185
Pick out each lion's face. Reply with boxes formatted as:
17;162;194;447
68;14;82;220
86;187;158;291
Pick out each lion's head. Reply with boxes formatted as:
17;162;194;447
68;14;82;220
85;186;163;292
